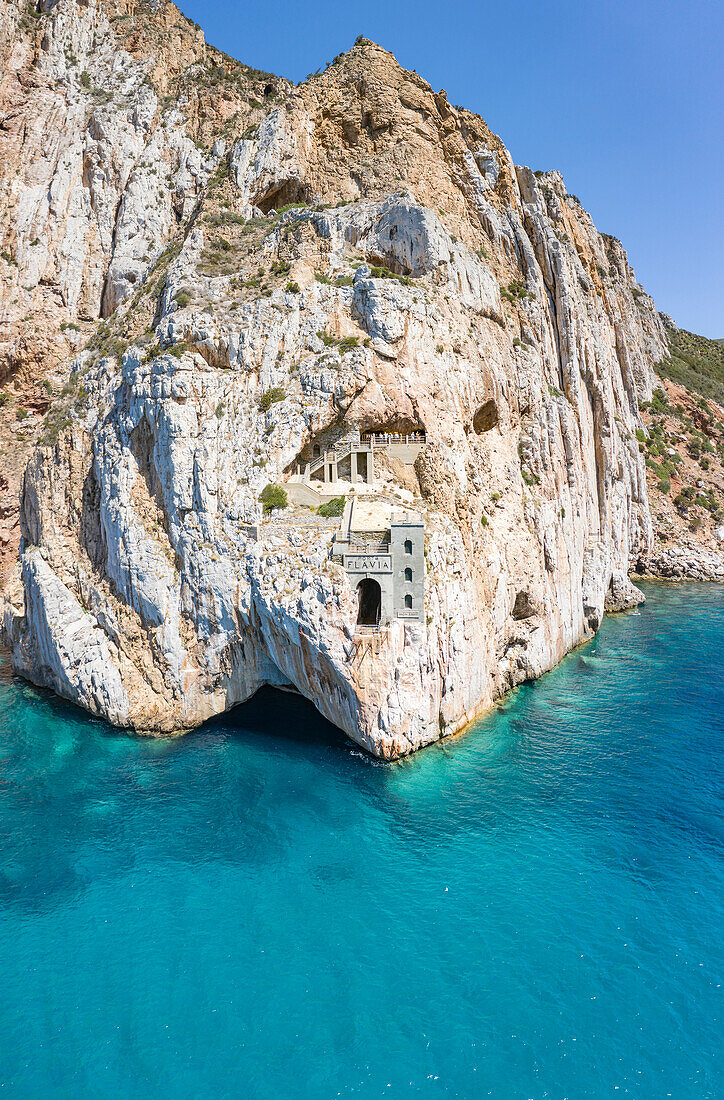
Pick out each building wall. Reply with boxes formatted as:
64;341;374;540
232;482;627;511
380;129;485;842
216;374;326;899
390;519;425;622
384;442;425;465
341;517;425;628
343;553;395;624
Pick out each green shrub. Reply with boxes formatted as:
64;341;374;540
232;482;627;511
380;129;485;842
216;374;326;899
286;281;300;293
257;386;286;411
80;71;91;89
174;290;192;308
501;279;531;302
259;483;288;513
657;478;671;494
74;384;89;412
317;496;346;518
655;327;724;405
368;265;412;285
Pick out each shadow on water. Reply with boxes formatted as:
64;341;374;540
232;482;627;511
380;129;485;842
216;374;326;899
0;642;351;757
198;684;351;753
0;674;360;914
2;581;722;916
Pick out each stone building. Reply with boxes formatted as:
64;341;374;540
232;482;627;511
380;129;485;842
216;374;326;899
286;429;426;508
332;497;425;628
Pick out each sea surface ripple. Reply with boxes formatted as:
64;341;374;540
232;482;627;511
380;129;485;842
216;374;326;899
0;581;722;1098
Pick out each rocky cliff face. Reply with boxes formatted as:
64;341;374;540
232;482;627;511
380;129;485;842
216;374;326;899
0;0;286;579
0;0;684;756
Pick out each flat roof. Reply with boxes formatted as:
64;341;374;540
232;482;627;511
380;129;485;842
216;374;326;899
391;509;424;526
349;499;394;533
347;499;423;534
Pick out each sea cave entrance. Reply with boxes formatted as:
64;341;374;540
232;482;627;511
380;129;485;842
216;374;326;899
357;578;381;627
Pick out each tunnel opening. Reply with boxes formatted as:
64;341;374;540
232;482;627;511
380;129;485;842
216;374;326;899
357;578;381;627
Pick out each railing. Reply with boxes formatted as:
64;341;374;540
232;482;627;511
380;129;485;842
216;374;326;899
300;430;426;475
300;431;364;477
360;432;426;445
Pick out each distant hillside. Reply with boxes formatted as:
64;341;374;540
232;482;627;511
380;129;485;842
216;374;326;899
656;328;724;405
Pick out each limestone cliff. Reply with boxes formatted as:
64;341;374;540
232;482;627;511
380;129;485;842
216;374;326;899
0;0;287;578
0;0;709;757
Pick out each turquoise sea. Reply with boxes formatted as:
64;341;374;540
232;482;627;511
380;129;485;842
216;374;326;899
0;581;722;1098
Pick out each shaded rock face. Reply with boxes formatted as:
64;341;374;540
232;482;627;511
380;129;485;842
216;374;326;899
1;10;673;756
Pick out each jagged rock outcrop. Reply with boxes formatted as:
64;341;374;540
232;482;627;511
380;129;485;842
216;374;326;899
1;4;680;756
0;0;286;582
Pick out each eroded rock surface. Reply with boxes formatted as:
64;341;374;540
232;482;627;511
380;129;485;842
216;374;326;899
2;4;715;756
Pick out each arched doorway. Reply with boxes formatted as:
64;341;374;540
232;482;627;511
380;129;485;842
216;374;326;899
357;578;381;626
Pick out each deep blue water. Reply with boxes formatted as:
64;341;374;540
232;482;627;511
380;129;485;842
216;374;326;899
0;581;722;1099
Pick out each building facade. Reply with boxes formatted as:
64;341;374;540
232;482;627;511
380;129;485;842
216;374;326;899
332;499;425;628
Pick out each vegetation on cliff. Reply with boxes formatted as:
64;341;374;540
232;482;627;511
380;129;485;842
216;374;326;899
656;329;724;405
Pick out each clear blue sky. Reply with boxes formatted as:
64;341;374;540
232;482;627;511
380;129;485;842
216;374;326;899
180;0;722;336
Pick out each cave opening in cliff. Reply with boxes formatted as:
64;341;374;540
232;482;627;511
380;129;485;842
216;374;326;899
254;178;309;214
364;252;412;277
472;399;499;434
357;578;381;626
360;418;426;439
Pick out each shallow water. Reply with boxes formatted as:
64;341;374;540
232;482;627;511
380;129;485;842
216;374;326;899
0;581;722;1098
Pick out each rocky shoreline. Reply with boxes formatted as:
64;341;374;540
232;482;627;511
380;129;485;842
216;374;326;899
636;543;724;582
0;1;721;757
